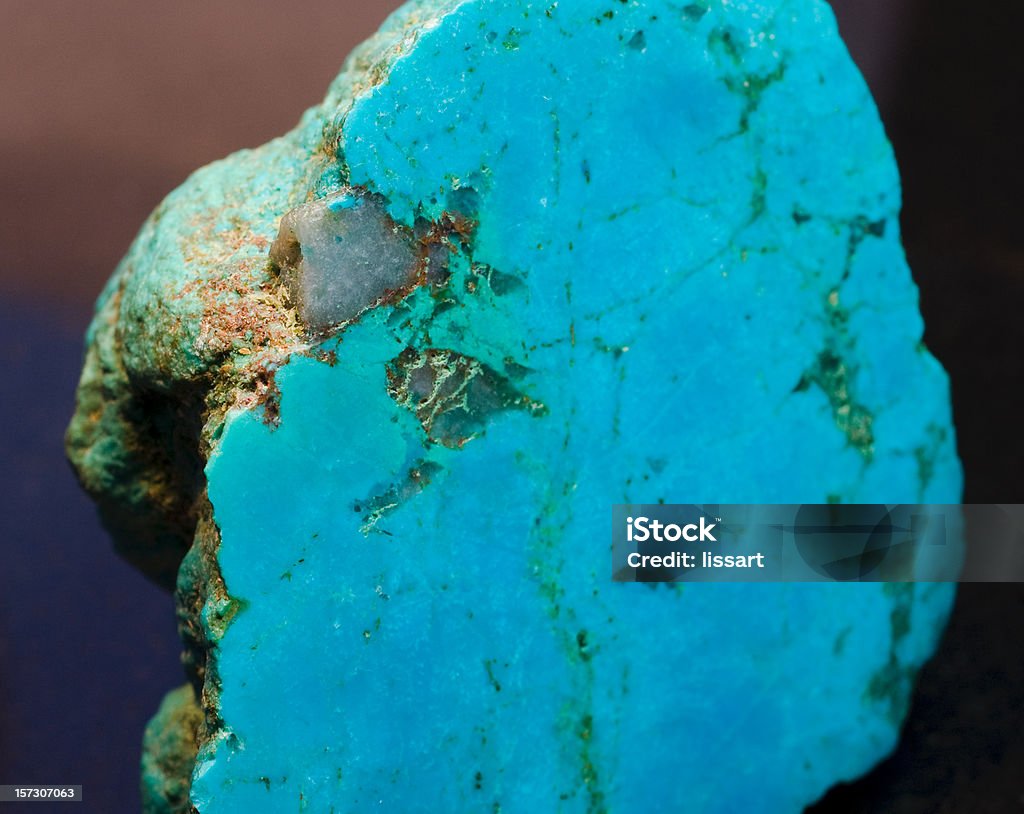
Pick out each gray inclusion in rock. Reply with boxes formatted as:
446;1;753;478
270;189;419;332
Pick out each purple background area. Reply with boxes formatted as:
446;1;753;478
1;1;1021;812
0;303;181;811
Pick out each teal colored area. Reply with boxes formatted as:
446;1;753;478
83;0;962;811
197;354;954;811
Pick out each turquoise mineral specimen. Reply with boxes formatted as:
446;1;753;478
66;1;961;812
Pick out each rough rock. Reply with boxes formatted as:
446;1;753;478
66;1;962;812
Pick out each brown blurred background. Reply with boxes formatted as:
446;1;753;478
1;1;1021;812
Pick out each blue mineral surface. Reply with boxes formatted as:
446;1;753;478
65;1;961;812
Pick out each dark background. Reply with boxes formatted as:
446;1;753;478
1;1;1020;812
